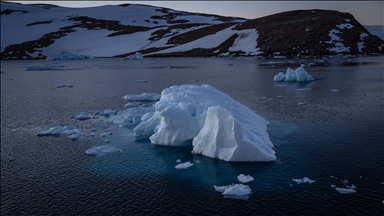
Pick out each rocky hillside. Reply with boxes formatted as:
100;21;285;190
1;2;383;59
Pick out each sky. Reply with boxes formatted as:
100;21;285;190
6;1;384;25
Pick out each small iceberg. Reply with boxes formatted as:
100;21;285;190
292;177;315;184
222;184;252;196
85;145;120;156
335;187;356;194
72;112;91;121
67;133;81;140
175;161;194;170
122;52;143;60
36;126;81;136
274;67;314;82
237;174;254;183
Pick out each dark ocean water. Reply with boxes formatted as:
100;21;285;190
1;56;383;215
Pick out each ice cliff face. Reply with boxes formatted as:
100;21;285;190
1;2;383;60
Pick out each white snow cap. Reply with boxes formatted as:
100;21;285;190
134;84;276;162
274;67;314;82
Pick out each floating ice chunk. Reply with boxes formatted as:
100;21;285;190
274;67;314;82
331;89;339;92
175;161;194;170
237;174;254;183
260;97;268;100
226;69;234;72
214;185;229;193
136;79;147;83
124;102;140;109
57;84;73;88
176;159;181;163
222;184;252;196
335;187;356;194
298;102;306;106
100;109;118;117
36;126;81;136
72;112;91;121
122;52;143;60
134;84;276;162
298;88;312;91
346;184;356;189
25;65;54;71
123;93;161;101
331;185;336;188
292;177;315;184
85;145;120;156
67;133;81;140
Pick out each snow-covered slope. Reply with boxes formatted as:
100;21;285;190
1;2;383;59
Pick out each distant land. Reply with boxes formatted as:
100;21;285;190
1;1;383;59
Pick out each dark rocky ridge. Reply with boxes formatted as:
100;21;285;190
234;9;383;58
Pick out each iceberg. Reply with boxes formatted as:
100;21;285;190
133;84;276;162
274;67;314;82
122;52;143;60
237;174;254;183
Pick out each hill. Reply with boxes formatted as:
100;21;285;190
1;2;383;59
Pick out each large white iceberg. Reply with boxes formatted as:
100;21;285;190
274;67;314;82
133;84;276;162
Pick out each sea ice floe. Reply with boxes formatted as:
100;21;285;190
123;93;161;101
36;126;81;136
175;161;194;170
72;112;92;120
298;102;307;106
237;174;254;183
335;187;356;194
122;52;143;60
136;79;147;83
85;145;120;156
292;177;315;184
132;84;275;162
274;67;314;82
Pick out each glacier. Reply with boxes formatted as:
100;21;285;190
132;84;276;162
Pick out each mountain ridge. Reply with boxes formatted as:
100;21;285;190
1;2;383;59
